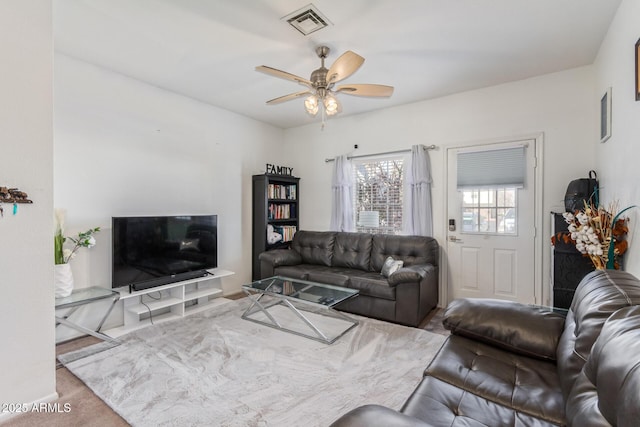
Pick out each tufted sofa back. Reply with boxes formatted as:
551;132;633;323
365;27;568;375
291;231;336;266
371;234;439;271
332;232;373;271
290;230;438;273
556;269;640;399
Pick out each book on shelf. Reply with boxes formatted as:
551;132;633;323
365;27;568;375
271;225;297;242
267;184;297;200
268;203;296;220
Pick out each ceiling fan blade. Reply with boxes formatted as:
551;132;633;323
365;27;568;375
255;65;313;88
335;84;394;97
326;51;365;84
266;90;313;105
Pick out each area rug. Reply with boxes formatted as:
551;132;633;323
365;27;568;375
59;299;446;427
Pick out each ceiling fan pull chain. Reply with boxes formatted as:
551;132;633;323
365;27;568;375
321;104;326;130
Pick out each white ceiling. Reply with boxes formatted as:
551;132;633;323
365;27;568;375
54;0;622;129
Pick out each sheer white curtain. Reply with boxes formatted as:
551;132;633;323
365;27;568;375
330;155;355;232
403;145;433;236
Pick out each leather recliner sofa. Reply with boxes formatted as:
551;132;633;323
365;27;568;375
258;230;439;327
330;269;640;426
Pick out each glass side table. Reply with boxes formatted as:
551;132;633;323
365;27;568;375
55;286;120;343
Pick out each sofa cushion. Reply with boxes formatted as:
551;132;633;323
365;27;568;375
402;375;560;427
556;269;640;398
443;298;566;362
424;335;565;425
371;235;438;272
290;231;336;266
566;305;640;426
274;264;352;288
306;268;351;287
273;265;309;280
332;232;373;271
346;270;396;301
273;264;340;280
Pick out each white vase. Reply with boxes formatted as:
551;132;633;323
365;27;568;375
54;264;74;298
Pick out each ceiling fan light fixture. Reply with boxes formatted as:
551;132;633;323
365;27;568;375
304;95;319;116
323;94;341;116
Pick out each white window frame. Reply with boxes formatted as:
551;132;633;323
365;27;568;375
460;187;518;235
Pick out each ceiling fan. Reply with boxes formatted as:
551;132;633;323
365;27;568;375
256;46;394;123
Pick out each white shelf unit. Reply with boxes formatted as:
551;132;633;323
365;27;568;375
106;268;234;337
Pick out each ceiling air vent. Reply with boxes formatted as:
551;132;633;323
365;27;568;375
282;4;332;36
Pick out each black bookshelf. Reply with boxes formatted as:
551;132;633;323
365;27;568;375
252;174;300;280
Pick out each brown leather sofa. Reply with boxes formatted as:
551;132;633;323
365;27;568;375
330;269;640;426
258;230;439;327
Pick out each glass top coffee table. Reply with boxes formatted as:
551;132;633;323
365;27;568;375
242;276;359;344
55;286;120;344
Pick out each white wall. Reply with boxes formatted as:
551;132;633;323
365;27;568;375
0;0;57;414
283;66;596;306
593;0;640;276
54;54;283;340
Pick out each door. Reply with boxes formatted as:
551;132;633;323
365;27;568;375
446;139;538;303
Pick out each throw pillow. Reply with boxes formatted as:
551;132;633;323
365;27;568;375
381;256;403;277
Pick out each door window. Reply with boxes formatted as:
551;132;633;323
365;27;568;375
461;187;517;234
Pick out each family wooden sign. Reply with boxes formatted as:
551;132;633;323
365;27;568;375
266;164;294;176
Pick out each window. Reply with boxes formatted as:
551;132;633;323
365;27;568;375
457;145;526;235
353;157;404;235
461;187;517;234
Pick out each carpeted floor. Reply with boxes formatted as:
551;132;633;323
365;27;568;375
1;299;448;427
0;336;129;427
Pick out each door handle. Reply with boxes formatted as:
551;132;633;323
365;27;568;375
448;236;464;243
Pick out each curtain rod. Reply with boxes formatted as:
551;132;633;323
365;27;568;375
324;144;437;163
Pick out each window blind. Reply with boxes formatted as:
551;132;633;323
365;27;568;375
353;157;404;234
457;146;526;189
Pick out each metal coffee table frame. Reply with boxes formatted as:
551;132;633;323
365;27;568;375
242;276;359;344
55;286;120;344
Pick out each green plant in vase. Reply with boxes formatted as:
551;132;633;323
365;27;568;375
54;209;100;264
54;209;100;297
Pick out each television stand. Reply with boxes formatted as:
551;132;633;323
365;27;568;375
105;268;234;337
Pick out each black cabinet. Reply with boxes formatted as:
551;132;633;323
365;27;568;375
551;212;595;308
252;174;300;280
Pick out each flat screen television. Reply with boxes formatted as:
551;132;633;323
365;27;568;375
112;215;218;292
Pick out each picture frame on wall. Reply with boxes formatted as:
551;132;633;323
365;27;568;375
600;87;612;143
636;38;640;101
